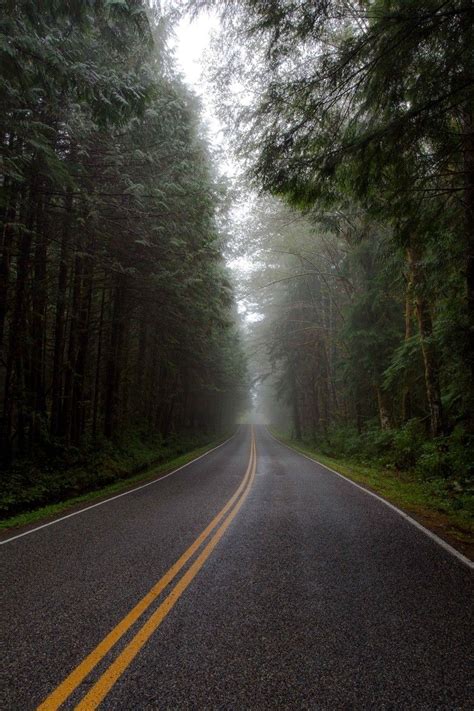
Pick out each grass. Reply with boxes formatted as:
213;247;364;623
0;432;232;532
271;429;474;558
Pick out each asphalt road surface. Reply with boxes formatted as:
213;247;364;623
1;425;472;710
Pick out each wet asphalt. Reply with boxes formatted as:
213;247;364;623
1;425;472;710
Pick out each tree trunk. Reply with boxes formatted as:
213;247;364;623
62;246;85;443
376;386;392;431
401;259;414;422
291;368;302;440
136;314;148;400
0;180;19;350
2;175;37;461
31;193;48;438
311;373;320;438
51;189;73;437
318;340;330;433
92;285;106;439
70;256;93;445
462;105;474;426
104;274;127;439
407;245;444;437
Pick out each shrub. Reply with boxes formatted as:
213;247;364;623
416;426;474;485
390;419;427;469
305;420;473;487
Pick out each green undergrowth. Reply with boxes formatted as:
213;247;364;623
271;429;474;548
0;430;233;530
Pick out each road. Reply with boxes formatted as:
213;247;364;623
1;425;472;710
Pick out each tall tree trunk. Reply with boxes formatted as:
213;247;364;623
62;248;84;443
2;174;37;461
291;368;302;440
311;373;320;438
104;274;127;439
136;314;148;399
318;340;330;435
402;260;414;422
119;310;131;431
376;386;392;430
92;285;106;439
51;189;73;437
71;256;93;445
31;193;48;439
407;245;444;437
162;373;180;438
462;105;474;426
0;180;19;350
460;0;474;427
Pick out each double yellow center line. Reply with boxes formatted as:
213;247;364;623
38;427;257;710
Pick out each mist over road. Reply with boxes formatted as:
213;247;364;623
1;426;472;710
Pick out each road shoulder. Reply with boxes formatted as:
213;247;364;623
270;430;474;564
0;432;236;540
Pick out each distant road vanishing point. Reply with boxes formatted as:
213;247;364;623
1;426;472;709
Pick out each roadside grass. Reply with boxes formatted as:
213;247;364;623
271;430;474;556
0;432;232;532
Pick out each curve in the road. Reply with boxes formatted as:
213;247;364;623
37;428;256;711
2;425;472;710
0;430;240;547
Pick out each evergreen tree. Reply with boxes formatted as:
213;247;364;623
0;1;247;480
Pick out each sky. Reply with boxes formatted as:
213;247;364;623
173;12;218;87
173;11;269;418
172;12;230;169
172;13;261;323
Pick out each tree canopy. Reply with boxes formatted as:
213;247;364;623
0;0;248;477
190;0;474;483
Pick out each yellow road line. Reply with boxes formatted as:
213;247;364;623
38;429;255;711
75;434;257;710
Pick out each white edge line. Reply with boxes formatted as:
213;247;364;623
266;428;473;570
0;428;241;546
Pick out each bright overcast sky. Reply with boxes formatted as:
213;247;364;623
172;12;230;163
172;10;260;320
173;12;219;87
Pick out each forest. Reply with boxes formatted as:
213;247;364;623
2;5;472;708
1;0;473;531
0;1;247;518
195;0;473;523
